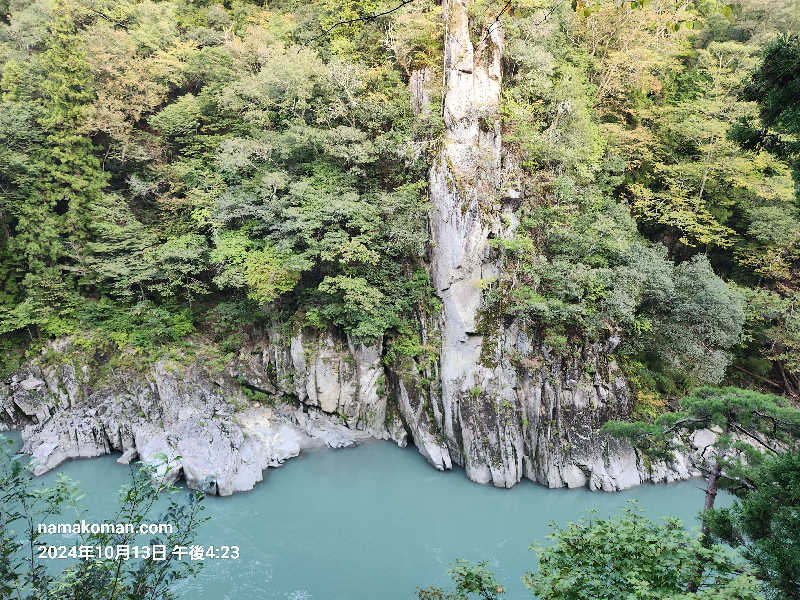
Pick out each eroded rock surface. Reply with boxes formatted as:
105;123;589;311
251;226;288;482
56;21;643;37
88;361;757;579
0;337;392;496
410;0;698;491
0;324;705;495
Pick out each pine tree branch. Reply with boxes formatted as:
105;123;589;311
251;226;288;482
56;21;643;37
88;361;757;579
662;417;708;435
730;423;780;454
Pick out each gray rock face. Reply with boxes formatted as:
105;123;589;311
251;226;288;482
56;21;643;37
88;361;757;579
0;343;386;496
389;357;451;470
428;0;506;473
0;326;702;494
234;327;405;446
414;1;697;491
389;320;700;491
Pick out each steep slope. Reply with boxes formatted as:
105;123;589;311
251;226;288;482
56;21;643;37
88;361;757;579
395;0;697;490
0;1;704;494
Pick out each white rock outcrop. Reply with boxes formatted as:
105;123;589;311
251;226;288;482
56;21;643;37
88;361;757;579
0;344;383;496
405;0;698;491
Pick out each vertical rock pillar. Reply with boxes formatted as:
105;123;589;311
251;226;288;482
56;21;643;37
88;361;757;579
429;1;512;483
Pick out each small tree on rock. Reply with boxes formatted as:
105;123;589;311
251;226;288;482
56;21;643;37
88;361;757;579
603;386;800;591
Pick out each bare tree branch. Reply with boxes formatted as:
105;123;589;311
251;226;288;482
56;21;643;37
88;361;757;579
731;423;780;454
732;364;782;390
479;0;512;44
85;7;129;31
307;0;418;43
480;1;558;45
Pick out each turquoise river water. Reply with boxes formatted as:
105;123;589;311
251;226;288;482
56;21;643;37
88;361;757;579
4;432;725;600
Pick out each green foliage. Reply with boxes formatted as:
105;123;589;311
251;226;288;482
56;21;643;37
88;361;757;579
0;334;26;379
145;234;211;301
602;386;800;464
1;0;108;308
605;385;800;596
202;298;264;352
0;438;80;599
417;560;505;600
732;34;800;200
0;0;796;399
150;93;204;145
737;288;800;398
487;219;743;384
725;31;800;396
625;40;791;252
524;503;762;600
644;255;745;386
78;299;195;351
83;194;157;300
489;0;799;394
0;0;438;354
210;231;299;304
237;376;273;405
0;435;207;599
707;451;800;600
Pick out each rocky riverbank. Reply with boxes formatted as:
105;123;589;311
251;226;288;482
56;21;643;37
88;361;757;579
0;336;394;496
0;326;707;496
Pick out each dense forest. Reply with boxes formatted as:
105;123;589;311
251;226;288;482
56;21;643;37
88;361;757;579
0;0;798;406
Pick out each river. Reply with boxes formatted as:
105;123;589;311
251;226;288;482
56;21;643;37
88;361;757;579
3;432;723;599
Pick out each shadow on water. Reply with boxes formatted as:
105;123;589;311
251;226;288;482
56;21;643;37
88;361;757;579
1;431;725;600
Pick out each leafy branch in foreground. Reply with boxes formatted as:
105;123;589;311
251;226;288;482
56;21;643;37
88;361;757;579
706;451;800;600
0;437;208;600
603;387;800;515
418;502;764;600
524;503;761;600
417;559;505;600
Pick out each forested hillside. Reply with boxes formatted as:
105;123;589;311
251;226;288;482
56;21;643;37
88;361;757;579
1;0;798;410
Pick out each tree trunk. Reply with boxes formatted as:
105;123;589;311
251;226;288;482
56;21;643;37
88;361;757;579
687;428;727;593
701;461;722;530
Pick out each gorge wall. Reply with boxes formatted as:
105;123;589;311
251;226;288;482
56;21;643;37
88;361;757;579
0;1;703;494
0;322;700;495
393;0;699;490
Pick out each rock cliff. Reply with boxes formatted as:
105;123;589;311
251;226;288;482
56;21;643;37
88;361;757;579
426;0;505;477
0;1;703;495
0;333;398;496
0;321;700;495
395;0;700;491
